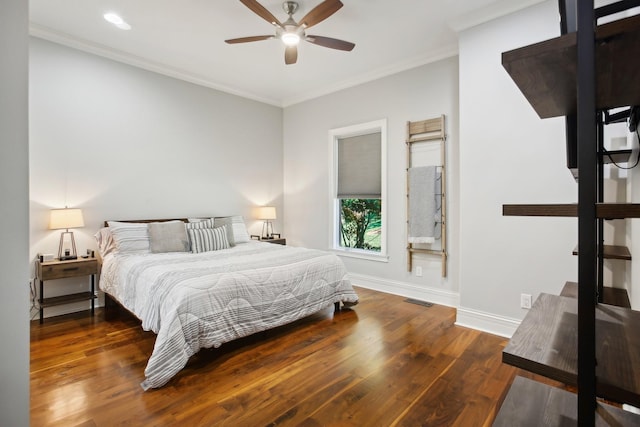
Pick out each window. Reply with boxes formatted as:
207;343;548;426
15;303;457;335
329;120;387;259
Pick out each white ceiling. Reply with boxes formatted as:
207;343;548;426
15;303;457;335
29;0;545;107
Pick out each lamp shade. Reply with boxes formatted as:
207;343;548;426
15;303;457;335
257;206;277;220
49;208;85;230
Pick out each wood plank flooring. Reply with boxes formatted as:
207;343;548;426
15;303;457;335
31;287;518;426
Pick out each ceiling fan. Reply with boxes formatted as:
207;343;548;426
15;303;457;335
225;0;355;65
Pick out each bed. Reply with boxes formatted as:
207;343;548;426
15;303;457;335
96;217;359;390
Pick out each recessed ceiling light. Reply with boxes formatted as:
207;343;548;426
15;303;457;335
103;12;131;30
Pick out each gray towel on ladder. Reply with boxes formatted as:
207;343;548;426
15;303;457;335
408;166;441;244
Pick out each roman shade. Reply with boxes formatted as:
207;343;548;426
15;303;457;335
337;132;381;198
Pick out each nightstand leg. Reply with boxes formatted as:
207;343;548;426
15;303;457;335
90;274;95;316
39;279;44;324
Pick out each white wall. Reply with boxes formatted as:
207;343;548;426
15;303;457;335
457;0;579;334
0;0;30;424
29;38;284;318
283;57;460;306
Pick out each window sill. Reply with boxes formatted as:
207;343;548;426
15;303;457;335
331;248;389;263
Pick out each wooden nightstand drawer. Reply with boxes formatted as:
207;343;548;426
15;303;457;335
37;258;97;280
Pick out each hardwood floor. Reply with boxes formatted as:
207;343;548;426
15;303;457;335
30;287;518;426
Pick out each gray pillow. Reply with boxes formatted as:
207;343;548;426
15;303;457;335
148;221;190;253
213;217;236;246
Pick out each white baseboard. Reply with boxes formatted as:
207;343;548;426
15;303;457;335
455;306;520;338
348;273;460;308
350;273;520;338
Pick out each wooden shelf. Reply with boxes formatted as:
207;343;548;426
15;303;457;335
502;203;640;218
502;14;640;119
503;203;578;217
572;244;631;260
41;292;96;308
503;293;640;407
560;281;631;309
603;149;633;164
492;376;640;426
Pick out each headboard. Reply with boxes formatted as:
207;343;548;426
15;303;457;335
103;218;190;227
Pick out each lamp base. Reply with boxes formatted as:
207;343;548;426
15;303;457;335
261;221;275;240
58;230;78;261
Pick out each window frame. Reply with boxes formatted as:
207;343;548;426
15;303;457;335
329;119;388;261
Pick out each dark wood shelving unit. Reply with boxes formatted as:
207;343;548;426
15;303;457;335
572;244;631;260
494;3;640;424
501;14;640;119
560;281;631;308
502;293;640;407
493;376;640;426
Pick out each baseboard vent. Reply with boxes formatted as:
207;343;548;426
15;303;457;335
405;298;433;307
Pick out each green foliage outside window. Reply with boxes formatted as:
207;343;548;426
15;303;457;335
339;198;381;252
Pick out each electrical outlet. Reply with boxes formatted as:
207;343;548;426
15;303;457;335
416;266;423;277
521;293;532;309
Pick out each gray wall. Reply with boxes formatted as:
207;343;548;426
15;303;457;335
283;57;460;305
30;38;284;317
457;0;578;333
0;0;30;424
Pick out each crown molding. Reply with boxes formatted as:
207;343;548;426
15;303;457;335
282;42;459;107
447;0;546;33
29;23;283;107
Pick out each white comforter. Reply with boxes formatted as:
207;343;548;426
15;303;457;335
99;241;359;390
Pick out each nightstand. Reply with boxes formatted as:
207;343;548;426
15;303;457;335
36;257;98;324
263;238;286;245
251;235;286;245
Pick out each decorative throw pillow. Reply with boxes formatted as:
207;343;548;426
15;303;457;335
188;226;230;253
186;218;215;229
148;221;190;253
210;217;236;246
215;216;250;243
107;221;150;254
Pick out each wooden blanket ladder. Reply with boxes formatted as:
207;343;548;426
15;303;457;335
406;115;447;277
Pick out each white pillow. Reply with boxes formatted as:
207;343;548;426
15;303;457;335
94;227;116;257
107;221;150;254
215;216;250;243
188;226;230;253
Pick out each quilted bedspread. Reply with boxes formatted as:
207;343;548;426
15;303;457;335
99;241;359;390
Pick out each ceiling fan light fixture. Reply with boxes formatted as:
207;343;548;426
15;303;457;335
281;32;300;46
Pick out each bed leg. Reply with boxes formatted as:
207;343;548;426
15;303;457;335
334;302;340;312
104;293;125;321
105;293;115;320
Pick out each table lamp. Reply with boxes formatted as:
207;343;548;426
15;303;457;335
257;206;276;239
49;208;84;260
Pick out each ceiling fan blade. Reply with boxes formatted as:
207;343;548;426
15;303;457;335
299;0;343;29
239;0;283;27
285;45;298;65
225;35;274;44
306;35;355;51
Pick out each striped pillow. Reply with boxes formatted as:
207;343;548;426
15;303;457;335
186;218;215;229
107;221;150;254
188;225;230;253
